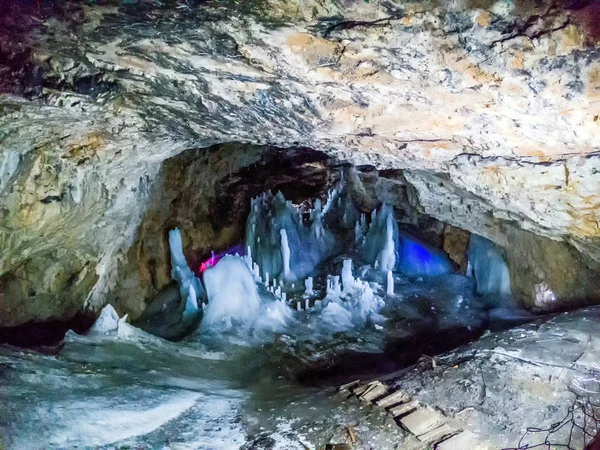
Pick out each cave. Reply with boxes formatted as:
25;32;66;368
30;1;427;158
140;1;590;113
1;1;600;449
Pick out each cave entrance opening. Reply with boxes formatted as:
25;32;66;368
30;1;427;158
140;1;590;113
119;143;536;387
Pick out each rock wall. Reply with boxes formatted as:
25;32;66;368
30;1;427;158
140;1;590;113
1;0;599;325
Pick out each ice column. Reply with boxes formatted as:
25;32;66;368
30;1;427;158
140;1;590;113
304;277;314;296
378;214;396;272
386;270;394;296
280;229;291;281
169;228;202;316
341;259;357;293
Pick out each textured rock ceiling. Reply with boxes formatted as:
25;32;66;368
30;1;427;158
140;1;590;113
1;0;599;326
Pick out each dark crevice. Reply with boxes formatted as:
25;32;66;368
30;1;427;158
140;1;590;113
0;312;95;349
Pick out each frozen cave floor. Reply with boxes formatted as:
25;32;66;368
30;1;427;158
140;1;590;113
0;307;599;449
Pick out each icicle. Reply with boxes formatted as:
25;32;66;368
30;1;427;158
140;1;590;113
265;272;270;287
304;277;314;295
280;229;291;281
305;298;310;310
282;292;287;302
355;220;362;243
297;301;301;311
386;270;394;296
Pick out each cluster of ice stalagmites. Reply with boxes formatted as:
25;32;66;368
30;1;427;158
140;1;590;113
245;190;339;283
157;179;515;338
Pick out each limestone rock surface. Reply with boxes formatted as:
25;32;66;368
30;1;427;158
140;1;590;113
1;0;600;325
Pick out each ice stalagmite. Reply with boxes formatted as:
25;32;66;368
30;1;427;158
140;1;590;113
341;259;357;293
183;285;198;321
387;270;394;296
280;229;291;281
168;228;204;317
88;304;121;335
467;234;512;297
361;204;452;277
378;213;397;272
304;277;314;296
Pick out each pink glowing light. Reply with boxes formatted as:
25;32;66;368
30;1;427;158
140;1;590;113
198;245;245;274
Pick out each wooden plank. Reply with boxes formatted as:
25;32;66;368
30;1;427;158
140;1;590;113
400;407;446;436
389;400;419;418
375;390;409;408
416;423;454;442
435;431;480;449
351;383;370;396
339;379;360;392
360;382;387;402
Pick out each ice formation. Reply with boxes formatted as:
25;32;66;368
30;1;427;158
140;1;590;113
245;191;337;283
88;304;121;335
320;259;385;332
386;270;394;296
341;259;358;293
280;229;291;280
361;204;452;278
467;234;512;296
304;277;314;296
534;282;556;308
361;204;400;271
202;255;262;330
88;305;150;340
169;228;204;319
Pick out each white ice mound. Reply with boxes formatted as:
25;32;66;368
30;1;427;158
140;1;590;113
87;305;147;339
468;234;512;296
88;304;120;335
202;255;261;331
